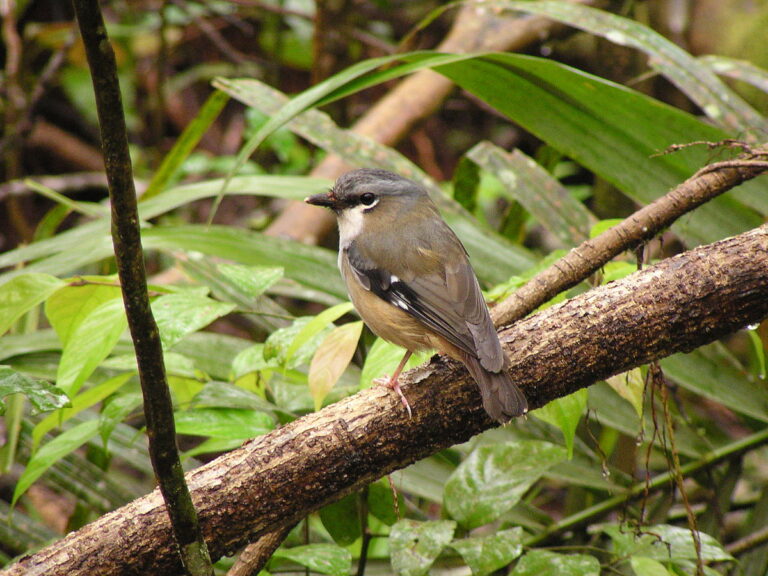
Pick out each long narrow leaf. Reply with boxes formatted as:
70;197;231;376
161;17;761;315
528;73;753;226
491;1;767;137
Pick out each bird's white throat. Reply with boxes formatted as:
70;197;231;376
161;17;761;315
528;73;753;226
337;201;376;242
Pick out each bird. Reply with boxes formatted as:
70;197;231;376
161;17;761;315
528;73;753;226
305;168;527;423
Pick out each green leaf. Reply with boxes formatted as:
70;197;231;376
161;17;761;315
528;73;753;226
700;55;768;94
467;142;595;246
532;389;588;459
0;273;65;336
54;297;128;396
142;225;346;300
191;381;275;413
264;317;330;369
286;302;355;366
308;321;362;411
0;366;70;415
360;338;431;390
142;89;230;201
452;156;481;213
450;527;524;576
319;493;361;546
13;419;100;506
33;372;133;450
45;280;122;347
215;264;283;299
512;550;600;576
590;218;625;239
389;519;456;576
173;408;274;440
493;1;766;135
661;344;768;422
272;544;352;576
99;392;142;446
367;478;402;526
603;524;733;562
152;293;236;349
232;343;279;379
630;556;674;576
606;368;645;418
444;441;567;529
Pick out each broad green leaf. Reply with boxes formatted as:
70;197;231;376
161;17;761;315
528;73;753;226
45;280;122;347
532;389;587;459
215;264;283;299
367;478;403;526
604;524;733;563
661;344;768;422
389;519;456;576
55;298;128;396
360;338;431;390
512;550;600;576
264;317;330;369
0;273;65;335
450;527;524;576
212;77;537;283
308;321;363;411
142;89;230;200
606;368;645;418
191;381;275;413
12;419;100;506
444;441;567;529
467;142;595;246
287;302;355;365
152;293;236;349
99;392;143;446
33;372;133;450
142;225;346;300
173;408;273;440
272;544;352;576
231;343;279;379
319;493;361;546
492;1;766;135
0;366;69;415
630;556;674;576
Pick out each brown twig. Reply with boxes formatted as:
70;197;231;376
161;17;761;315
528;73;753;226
70;1;213;575
491;146;768;327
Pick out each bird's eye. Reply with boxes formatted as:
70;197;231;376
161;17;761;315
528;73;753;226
359;193;376;206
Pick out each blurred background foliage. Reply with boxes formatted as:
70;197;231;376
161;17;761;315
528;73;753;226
1;0;768;574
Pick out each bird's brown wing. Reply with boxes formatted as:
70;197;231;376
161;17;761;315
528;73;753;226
345;238;505;372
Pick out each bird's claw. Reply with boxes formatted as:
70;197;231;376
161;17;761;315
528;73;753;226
374;376;413;419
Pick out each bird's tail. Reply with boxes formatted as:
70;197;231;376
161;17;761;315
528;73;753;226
461;354;527;423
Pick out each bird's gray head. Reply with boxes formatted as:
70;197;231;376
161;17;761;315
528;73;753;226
305;169;430;240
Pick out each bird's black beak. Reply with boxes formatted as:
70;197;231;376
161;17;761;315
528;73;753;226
305;191;337;209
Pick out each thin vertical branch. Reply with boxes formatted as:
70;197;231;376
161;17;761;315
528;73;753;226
70;2;213;575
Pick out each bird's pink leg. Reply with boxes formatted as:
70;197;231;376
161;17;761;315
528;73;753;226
374;350;413;418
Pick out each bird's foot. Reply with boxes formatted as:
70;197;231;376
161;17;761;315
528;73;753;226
374;376;413;419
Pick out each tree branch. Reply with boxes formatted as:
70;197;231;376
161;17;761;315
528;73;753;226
4;223;768;576
71;2;212;574
491;146;768;326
